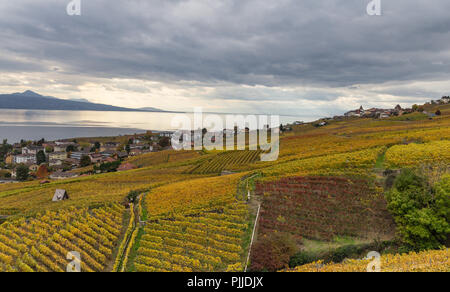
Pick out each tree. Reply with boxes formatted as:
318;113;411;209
36;150;46;165
412;104;419;112
80;155;91;167
94;161;121;173
16;164;29;181
158;137;171;148
386;170;450;251
435;109;441;116
94;141;101;149
36;138;45;146
66;145;77;152
0;139;12;162
125;144;131;154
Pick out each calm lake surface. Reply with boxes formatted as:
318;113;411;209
0;109;317;143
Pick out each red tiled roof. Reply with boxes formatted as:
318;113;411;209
117;163;137;171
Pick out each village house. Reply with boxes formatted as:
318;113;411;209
49;172;79;180
104;157;117;163
53;142;78;152
48;152;67;161
5;154;14;165
129;149;143;156
14;154;36;164
344;106;365;117
361;108;384;118
89;153;104;164
100;150;115;158
129;143;145;150
70;150;92;161
53;145;66;152
49;159;63;167
22;145;45;155
159;131;174;138
100;142;120;152
99;150;129;160
63;158;80;167
117;162;137;172
115;151;129;160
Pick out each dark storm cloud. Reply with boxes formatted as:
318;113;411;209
1;0;450;88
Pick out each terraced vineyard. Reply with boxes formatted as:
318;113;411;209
133;201;248;272
255;176;395;241
0;204;125;272
122;173;251;272
187;150;262;174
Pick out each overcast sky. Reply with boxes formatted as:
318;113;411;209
1;0;449;116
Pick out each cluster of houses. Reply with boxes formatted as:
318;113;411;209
343;104;412;119
343;97;449;120
427;96;450;105
280;96;449;132
1;131;175;181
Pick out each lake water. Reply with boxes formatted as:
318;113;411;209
0;109;317;143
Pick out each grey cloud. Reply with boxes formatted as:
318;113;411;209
209;86;340;102
0;0;450;101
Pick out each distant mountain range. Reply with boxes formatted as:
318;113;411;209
0;90;165;112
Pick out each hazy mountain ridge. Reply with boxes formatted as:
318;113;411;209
0;91;165;112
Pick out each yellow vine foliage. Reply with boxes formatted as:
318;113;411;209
385;140;450;168
145;173;246;217
135;200;248;272
0;204;124;272
283;249;450;272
